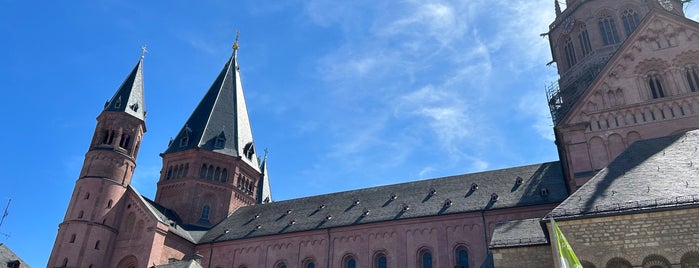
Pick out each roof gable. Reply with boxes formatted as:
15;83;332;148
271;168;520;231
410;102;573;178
559;11;699;126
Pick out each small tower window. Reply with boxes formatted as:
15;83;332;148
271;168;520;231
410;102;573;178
107;200;113;209
577;24;592;56
78;211;84;219
686;66;699;92
455;246;469;268
598;13;621;45
214;167;221;181
621;8;640;36
166;166;173;180
221;168;228;183
69;234;76;243
201;205;210;220
419;249;433;268
94;240;100;250
119;134;131;149
564;37;577;68
200;164;207;178
84;193;90;200
648;74;666;99
207;166;214;180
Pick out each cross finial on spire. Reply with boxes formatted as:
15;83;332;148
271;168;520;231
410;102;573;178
141;45;148;59
232;30;240;52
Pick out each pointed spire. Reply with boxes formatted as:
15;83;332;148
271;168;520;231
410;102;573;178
257;149;273;204
164;37;259;171
103;53;146;121
555;0;562;16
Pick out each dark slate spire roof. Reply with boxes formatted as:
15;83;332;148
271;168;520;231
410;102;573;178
199;161;568;243
256;154;273;204
104;58;146;121
551;130;699;219
164;51;259;170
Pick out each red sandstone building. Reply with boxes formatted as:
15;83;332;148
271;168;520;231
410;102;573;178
48;1;699;267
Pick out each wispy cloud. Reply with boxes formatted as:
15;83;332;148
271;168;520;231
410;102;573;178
299;0;558;183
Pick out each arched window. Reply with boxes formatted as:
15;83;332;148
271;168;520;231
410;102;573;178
374;253;387;268
275;262;287;268
648;74;666;99
642;254;671;268
62;258;68;267
681;251;699;267
686;65;699;92
606;257;632;268
214;167;221;181
183;163;189;177
419;249;433;268
201;205;210;220
343;255;357;268
207;166;214;180
455;246;469;268
78;211;84;219
578;24;592;56
107;200;113;209
166;166;173;180
200;164;207;178
621;8;640;36
303;259;316;268
94;240;100;250
119;134;131;149
599;13;621;45
69;234;76;243
564;37;577;68
221;169;228;183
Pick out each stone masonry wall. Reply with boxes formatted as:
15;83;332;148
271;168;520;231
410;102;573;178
555;207;699;267
492;245;553;268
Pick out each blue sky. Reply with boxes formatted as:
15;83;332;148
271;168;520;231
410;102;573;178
1;0;697;266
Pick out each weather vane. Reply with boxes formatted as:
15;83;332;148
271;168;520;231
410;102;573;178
141;45;148;59
233;30;240;52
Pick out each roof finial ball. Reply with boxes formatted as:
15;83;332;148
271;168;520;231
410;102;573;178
233;30;240;52
140;44;148;59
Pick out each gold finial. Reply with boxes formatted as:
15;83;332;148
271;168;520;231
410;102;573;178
232;30;240;51
141;45;148;59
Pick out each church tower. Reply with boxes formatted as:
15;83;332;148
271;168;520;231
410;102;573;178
154;39;271;227
48;56;146;267
547;0;699;190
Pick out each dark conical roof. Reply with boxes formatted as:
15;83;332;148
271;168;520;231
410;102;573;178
164;52;259;170
104;58;146;121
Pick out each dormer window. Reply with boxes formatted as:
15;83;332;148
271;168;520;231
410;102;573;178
129;103;139;112
180;127;191;147
490;193;499;202
470;183;478;191
215;132;226;149
243;142;255;160
115;96;122;108
515;176;523;185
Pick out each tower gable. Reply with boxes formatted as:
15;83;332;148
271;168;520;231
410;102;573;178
554;11;699;189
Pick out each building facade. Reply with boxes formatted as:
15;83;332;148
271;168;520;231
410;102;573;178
49;0;699;267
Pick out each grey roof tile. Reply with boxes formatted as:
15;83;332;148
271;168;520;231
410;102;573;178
104;58;146;121
201;161;568;243
489;218;548;248
551;130;699;219
163;53;259;170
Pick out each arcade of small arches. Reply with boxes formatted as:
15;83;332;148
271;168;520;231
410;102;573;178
214;246;470;268
579;251;699;268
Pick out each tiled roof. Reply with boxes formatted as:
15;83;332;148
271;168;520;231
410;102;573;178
0;243;30;268
103;58;146;121
551;130;699;219
163;52;259;171
200;161;568;243
489;218;548;249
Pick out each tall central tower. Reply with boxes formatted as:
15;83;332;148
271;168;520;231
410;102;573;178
547;0;699;190
154;42;272;227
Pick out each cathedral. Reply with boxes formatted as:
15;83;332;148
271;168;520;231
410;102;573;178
48;0;699;267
